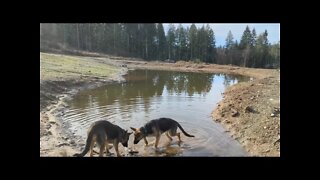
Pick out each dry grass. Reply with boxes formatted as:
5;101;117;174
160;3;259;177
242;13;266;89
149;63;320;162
40;53;120;81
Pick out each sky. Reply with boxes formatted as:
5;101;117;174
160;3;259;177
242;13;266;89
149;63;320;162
163;23;280;47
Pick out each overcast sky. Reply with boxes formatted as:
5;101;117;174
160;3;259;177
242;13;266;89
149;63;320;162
163;23;280;47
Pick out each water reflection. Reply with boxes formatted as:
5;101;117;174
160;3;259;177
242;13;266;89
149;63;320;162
65;70;249;156
73;70;248;111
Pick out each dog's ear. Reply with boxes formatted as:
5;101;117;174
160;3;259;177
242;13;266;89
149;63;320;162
130;127;136;131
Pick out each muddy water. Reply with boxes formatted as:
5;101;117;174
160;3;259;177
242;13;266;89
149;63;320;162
63;70;249;156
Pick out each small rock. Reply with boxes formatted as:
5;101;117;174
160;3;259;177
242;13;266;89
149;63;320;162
264;149;270;153
46;124;52;129
273;107;280;114
69;140;76;144
250;96;255;100
231;112;239;117
245;106;255;113
263;126;267;129
49;121;56;124
57;142;69;147
231;108;239;117
271;113;275;117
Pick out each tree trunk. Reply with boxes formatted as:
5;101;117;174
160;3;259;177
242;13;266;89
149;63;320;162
127;34;130;54
63;24;66;48
77;24;80;50
145;36;148;59
191;43;193;60
113;24;116;55
40;24;43;37
88;24;92;51
169;45;171;59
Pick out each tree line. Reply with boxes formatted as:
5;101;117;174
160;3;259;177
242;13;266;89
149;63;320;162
40;23;279;68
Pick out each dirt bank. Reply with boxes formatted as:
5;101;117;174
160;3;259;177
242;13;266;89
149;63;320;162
212;75;280;156
40;53;280;157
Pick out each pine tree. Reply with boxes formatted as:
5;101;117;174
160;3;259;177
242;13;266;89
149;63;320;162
225;30;234;50
167;24;176;60
197;25;207;62
206;24;216;63
269;41;280;68
189;24;197;60
251;28;257;47
176;24;188;60
225;30;235;65
239;26;253;67
255;30;269;68
239;25;252;49
157;23;167;60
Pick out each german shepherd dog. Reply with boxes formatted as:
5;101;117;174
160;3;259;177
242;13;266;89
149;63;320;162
73;120;132;157
130;118;194;148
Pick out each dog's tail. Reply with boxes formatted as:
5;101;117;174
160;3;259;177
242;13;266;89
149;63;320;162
73;130;95;157
177;123;195;137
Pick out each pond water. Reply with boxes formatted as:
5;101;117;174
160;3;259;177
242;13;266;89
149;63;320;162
63;70;250;156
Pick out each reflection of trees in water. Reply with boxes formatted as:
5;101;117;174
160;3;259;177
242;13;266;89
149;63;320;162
214;73;249;88
163;71;213;96
223;74;237;87
71;70;246;116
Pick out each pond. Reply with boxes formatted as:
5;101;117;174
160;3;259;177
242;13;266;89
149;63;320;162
63;70;250;156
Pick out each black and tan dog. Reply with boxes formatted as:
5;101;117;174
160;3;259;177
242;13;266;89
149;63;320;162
73;120;132;157
130;118;194;148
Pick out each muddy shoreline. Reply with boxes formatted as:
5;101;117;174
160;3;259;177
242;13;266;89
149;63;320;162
40;67;128;156
40;54;279;157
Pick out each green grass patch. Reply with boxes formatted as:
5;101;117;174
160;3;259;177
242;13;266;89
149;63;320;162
40;53;119;81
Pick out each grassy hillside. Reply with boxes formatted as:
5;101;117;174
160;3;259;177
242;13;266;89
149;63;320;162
40;53;119;81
